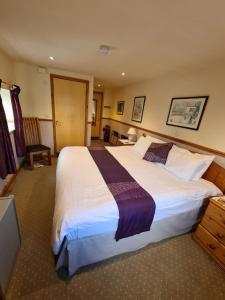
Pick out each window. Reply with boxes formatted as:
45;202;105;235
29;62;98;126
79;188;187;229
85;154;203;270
1;88;15;131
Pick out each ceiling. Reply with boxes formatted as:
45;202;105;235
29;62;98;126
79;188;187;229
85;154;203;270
1;0;225;88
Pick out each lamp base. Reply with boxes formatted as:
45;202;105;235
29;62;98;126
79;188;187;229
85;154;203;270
128;135;137;142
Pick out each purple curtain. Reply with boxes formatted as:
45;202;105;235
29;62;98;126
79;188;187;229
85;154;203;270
0;79;17;179
10;85;26;157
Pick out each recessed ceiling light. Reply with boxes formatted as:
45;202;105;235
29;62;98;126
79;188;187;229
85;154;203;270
49;56;54;60
121;72;125;76
99;45;109;55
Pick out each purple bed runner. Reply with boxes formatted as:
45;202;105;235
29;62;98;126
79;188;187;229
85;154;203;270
88;147;156;241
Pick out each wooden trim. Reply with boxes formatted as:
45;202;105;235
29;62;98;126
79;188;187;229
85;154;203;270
50;74;89;155
50;74;89;84
85;81;89;145
0;174;16;197
50;75;56;155
102;117;225;158
38;118;53;122
93;91;104;138
0;165;21;197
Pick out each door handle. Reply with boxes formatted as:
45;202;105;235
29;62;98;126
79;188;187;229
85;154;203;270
55;120;62;127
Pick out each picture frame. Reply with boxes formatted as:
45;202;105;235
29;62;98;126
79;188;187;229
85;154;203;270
131;96;146;123
166;96;208;130
116;101;125;115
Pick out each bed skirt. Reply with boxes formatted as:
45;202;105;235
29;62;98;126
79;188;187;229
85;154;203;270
55;207;202;277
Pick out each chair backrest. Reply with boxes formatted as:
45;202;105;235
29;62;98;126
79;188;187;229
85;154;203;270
22;117;41;146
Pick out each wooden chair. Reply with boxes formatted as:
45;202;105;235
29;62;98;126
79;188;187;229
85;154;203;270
110;131;119;146
22;117;51;169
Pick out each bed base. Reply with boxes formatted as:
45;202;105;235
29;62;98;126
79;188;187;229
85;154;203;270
56;206;203;277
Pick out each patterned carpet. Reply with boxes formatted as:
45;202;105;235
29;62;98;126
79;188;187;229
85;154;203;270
5;159;225;300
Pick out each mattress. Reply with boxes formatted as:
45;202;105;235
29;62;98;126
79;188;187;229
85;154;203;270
52;146;221;254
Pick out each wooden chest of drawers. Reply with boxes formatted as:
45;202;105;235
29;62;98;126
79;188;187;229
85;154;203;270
192;198;225;271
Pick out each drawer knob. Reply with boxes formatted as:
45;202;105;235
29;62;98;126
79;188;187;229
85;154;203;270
216;233;224;239
207;244;216;250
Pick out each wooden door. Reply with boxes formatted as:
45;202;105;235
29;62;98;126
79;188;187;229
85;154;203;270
91;92;103;138
51;75;88;153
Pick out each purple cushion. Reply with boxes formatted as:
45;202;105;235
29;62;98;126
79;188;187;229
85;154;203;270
143;142;173;164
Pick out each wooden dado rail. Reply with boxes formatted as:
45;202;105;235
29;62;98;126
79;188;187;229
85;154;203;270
102;117;225;158
38;119;92;124
38;118;53;122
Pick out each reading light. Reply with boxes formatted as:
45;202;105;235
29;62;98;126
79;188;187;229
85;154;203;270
49;56;54;60
98;84;101;87
127;127;137;142
121;72;125;76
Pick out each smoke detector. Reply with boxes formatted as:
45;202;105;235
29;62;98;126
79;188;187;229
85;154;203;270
99;45;110;55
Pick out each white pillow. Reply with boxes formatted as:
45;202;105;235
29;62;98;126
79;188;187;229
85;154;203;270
165;145;214;181
191;152;215;180
145;135;165;144
132;136;152;156
132;135;163;157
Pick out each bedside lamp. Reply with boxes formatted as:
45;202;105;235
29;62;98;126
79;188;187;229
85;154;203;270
127;127;137;142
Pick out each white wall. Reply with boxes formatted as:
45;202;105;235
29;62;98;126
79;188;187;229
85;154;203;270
102;88;113;118
13;62;94;147
0;50;14;82
111;64;225;153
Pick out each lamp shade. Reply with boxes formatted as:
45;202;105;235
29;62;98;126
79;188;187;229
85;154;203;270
127;127;136;135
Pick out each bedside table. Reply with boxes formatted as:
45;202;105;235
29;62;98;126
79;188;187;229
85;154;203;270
192;197;225;271
117;139;135;146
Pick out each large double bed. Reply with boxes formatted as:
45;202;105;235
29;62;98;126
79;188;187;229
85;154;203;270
52;140;224;276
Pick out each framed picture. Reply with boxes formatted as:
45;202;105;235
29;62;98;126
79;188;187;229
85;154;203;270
166;96;208;130
117;101;125;115
131;96;146;123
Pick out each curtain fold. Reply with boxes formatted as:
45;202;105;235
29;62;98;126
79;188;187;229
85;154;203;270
0;79;17;179
11;85;26;157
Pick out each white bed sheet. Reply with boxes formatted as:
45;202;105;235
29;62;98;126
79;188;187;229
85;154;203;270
52;146;221;254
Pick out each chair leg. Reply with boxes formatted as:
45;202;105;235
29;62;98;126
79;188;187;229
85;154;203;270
48;150;51;166
29;153;34;170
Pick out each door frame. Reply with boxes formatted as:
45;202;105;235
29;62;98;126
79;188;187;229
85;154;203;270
92;91;104;138
50;74;89;155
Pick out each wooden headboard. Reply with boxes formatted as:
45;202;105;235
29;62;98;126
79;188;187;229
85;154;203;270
203;162;225;193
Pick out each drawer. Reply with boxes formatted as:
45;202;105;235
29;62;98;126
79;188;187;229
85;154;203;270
202;215;225;246
215;243;225;265
194;225;220;254
205;203;225;229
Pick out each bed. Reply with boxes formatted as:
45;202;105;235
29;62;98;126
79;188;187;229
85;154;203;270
52;142;224;276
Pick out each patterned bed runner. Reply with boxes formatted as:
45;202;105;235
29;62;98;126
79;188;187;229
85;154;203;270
88;147;156;241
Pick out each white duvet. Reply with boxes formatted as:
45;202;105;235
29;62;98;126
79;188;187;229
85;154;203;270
52;146;221;254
